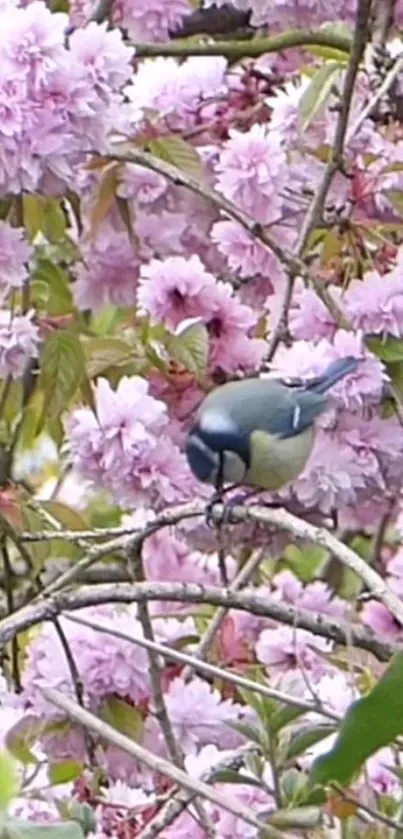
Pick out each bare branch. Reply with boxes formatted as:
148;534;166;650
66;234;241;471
64;611;340;721
137;745;258;839
296;0;373;253
128;546;217;837
106;144;350;330
0;580;395;662
41;687;289;839
182;548;265;681
347;51;403;140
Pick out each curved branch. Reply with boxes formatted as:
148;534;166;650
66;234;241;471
130;30;352;60
0;580;395;661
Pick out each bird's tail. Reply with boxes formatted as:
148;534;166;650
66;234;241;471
309;356;359;394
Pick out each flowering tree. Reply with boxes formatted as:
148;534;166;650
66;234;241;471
3;0;403;836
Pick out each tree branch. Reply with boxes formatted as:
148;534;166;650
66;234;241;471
0;580;395;662
296;0;373;254
41;687;288;839
64;611;340;721
129;29;352;60
106;144;350;330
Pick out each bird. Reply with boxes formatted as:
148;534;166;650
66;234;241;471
185;356;359;498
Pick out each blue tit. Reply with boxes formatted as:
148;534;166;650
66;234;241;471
185;356;358;494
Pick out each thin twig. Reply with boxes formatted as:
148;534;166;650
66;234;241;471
127;546;217;837
105;144;350;330
182;548;265;682
63;611;340;721
1;542;20;691
347;52;403;141
41;687;289;839
38;502;201;597
296;0;372;254
137;744;258;839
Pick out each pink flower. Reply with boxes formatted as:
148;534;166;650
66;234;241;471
163;676;244;753
126;55;227;128
289;431;368;514
256;626;332;680
112;0;191;42
365;748;401;797
360;600;401;639
289;285;340;341
206;281;266;373
117;164;168;205
0;310;39;378
345;263;403;338
68;21;132;97
0;222;32;298
66;375;200;508
73;227;145;311
137;255;218;330
211;220;285;280
215;124;288;223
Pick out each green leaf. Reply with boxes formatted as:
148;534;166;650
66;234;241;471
89;163;120;241
55;802;96;837
299;62;343;131
38;331;85;419
0;751;19;813
148;136;204;180
83;337;133;379
281;768;309;806
5;716;42;766
270;704;309;733
98;698;144;742
2;818;84;839
284;544;327;582
309;651;403;794
165;320;209;376
32;260;73;316
366;335;403;363
209;769;263;788
284;724;336;762
227;721;264;747
268;806;322;829
39;502;88;531
48;760;83;786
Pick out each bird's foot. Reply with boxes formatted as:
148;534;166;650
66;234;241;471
206;491;225;528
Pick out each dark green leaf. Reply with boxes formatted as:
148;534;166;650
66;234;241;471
98;698;144;741
165;320;209;376
227;721;264;747
284;724;336;762
366;335;403;363
83;337;133;379
32;260;73;316
309;651;403;794
270;704;308;733
39;331;85;419
268;806;322;829
209;769;263;788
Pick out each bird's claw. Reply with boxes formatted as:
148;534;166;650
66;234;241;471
206;490;251;527
206;491;224;528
